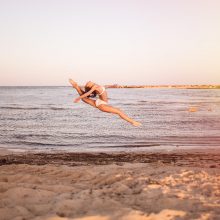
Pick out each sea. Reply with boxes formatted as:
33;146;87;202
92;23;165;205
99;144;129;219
0;87;220;152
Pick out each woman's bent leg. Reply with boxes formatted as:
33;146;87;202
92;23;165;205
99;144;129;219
98;104;141;126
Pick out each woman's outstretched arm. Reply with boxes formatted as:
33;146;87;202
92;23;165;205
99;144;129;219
69;79;96;107
74;85;97;102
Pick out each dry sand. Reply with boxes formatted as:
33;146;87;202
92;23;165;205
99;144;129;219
0;149;220;220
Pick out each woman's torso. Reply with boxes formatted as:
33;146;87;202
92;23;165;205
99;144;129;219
95;84;108;102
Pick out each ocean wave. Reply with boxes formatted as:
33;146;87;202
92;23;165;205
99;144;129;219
91;143;160;148
1;140;78;147
0;106;68;111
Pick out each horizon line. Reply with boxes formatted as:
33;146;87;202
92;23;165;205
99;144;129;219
1;84;220;87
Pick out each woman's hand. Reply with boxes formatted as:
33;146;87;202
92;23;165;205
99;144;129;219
74;97;81;103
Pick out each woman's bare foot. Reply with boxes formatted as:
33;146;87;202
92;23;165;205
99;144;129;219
132;121;142;127
69;79;77;88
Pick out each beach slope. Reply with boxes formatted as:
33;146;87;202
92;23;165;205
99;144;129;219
0;149;220;220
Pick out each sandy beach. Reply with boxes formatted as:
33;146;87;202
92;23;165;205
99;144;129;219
1;0;220;219
0;148;220;220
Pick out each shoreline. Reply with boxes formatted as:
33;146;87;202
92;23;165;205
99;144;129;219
1;148;220;168
1;143;220;153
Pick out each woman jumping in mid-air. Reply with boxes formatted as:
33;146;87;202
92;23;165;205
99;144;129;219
69;79;141;127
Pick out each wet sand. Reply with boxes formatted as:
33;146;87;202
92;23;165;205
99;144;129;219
0;148;220;220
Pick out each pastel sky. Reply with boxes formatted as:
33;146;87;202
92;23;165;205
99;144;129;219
0;0;220;86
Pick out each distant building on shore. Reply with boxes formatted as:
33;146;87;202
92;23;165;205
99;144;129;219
105;84;220;89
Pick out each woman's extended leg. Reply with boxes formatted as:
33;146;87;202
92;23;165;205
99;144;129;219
98;104;141;127
69;79;96;108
